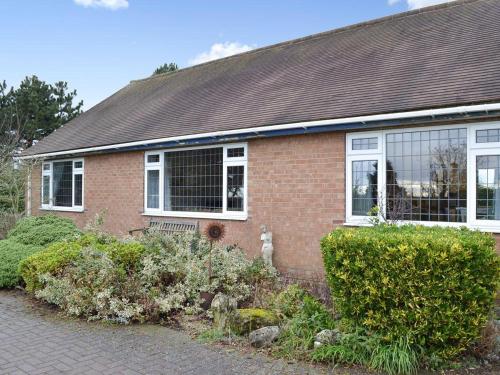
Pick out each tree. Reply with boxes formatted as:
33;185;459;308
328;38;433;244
0;76;83;147
0;105;33;223
152;62;179;76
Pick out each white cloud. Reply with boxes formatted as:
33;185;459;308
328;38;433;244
74;0;129;10
188;42;255;66
388;0;454;10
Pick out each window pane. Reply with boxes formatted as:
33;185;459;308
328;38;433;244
164;148;223;212
74;161;83;169
52;161;73;207
477;129;500;143
74;174;83;206
227;165;244;211
352;160;378;216
147;154;160;163
352;137;378;150
476;155;500;220
386;129;467;222
147;170;160;209
42;176;50;205
43;163;50;171
227;147;245;158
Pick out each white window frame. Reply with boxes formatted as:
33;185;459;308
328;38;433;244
346;132;383;225
346;121;500;232
144;143;248;220
41;158;84;212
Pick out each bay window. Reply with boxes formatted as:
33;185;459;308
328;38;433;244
41;159;84;211
346;122;500;231
144;144;247;220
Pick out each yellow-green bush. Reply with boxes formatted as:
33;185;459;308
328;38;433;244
19;241;83;292
19;233;146;292
321;225;500;359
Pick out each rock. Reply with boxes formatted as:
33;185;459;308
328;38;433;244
230;308;279;335
314;329;341;348
210;293;237;333
249;326;280;348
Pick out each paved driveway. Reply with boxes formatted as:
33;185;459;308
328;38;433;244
0;291;322;375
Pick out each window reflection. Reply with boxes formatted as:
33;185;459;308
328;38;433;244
386;129;467;222
476;155;500;220
352;160;378;216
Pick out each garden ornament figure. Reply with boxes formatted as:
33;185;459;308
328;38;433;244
260;225;273;267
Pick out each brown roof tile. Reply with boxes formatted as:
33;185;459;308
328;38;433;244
24;0;500;156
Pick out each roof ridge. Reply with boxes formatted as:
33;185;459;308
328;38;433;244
131;0;479;84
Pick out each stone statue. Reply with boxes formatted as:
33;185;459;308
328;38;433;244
260;225;274;267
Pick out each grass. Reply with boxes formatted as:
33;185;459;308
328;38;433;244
197;328;242;345
311;332;419;375
369;337;419;375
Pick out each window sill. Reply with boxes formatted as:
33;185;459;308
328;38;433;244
40;207;84;213
344;221;500;233
143;211;247;221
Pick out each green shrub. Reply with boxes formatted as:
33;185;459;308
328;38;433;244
273;293;336;359
19;240;83;292
0;214;80;288
269;284;307;319
35;248;143;323
321;225;500;359
7;215;79;246
19;233;147;292
28;232;277;323
0;240;41;287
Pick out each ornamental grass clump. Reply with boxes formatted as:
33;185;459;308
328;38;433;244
321;225;500;360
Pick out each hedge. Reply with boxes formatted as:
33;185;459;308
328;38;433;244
321;225;500;359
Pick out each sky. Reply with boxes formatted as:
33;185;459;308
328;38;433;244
0;0;453;110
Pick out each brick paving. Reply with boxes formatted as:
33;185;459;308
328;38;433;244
0;290;322;375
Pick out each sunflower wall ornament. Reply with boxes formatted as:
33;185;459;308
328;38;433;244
204;222;225;242
204;222;226;286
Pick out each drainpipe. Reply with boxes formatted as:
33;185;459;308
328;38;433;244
26;168;32;217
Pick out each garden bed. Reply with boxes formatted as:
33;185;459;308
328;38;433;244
1;215;498;374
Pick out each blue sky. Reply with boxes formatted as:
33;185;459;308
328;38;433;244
0;0;452;109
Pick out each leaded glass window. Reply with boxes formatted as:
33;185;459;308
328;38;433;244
41;159;84;210
386;129;467;222
476;155;500;220
164;148;223;212
352;160;378;216
227;165;244;211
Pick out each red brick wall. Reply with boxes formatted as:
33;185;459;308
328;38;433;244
30;133;346;279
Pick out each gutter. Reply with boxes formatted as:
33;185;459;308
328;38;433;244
20;102;500;159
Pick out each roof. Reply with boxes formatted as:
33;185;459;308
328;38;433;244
24;0;500;157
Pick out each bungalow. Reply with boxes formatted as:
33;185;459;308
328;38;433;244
22;0;500;279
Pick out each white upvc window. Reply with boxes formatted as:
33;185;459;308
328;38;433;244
144;143;248;220
346;121;500;232
41;159;84;212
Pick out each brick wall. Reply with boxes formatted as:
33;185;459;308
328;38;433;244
30;132;346;279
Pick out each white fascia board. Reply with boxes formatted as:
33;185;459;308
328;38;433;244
20;102;500;160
